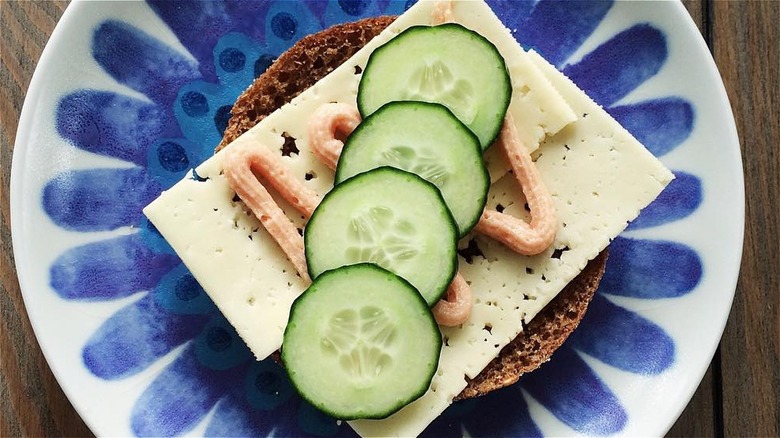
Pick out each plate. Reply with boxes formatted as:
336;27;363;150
11;0;743;436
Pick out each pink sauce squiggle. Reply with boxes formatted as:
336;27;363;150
225;0;557;326
308;103;361;171
306;106;556;326
306;104;472;326
223;141;320;283
427;0;475;327
309;103;471;326
431;0;454;24
475;113;558;255
225;101;557;327
223;105;359;285
432;273;471;326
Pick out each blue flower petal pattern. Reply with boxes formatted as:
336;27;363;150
568;295;675;375
422;388;542;437
44;0;704;436
511;0;612;66
92;20;201;106
600;237;703;299
204;361;299;437
609;98;695;157
131;343;248;436
625;171;703;230
562;24;668;107
43;168;161;231
83;293;210;380
56;91;169;165
50;234;178;301
521;347;628;435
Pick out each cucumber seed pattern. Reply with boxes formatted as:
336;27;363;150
381;146;450;188
346;207;419;266
404;60;477;125
321;306;396;385
42;0;703;436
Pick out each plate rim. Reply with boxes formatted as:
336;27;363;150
9;0;745;436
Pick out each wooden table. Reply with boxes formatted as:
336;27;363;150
1;1;777;436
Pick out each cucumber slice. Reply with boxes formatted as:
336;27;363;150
282;263;442;420
305;167;457;305
358;24;511;150
335;101;489;237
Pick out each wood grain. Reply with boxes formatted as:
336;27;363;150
712;0;780;436
0;1;777;437
0;1;92;436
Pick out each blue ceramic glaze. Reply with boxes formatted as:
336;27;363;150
44;1;701;435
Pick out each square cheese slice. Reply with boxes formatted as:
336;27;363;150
143;0;577;360
347;50;674;438
145;1;675;435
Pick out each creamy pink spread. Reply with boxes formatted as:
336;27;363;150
223;140;319;283
431;0;454;24
432;273;471;326
224;1;557;327
308;103;361;171
474;113;557;255
306;105;557;326
225;102;556;327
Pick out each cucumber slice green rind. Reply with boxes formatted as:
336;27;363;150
358;23;511;150
335;101;489;237
282;263;442;420
305;167;458;306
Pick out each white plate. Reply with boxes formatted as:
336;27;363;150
11;0;742;436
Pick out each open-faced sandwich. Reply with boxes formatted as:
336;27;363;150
144;1;674;436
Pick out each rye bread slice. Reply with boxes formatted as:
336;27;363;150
217;16;397;151
220;16;607;399
455;249;606;400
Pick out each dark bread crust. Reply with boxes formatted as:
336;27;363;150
456;249;606;400
217;16;397;151
221;16;607;399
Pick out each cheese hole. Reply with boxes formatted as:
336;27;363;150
550;246;570;259
280;132;299;157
